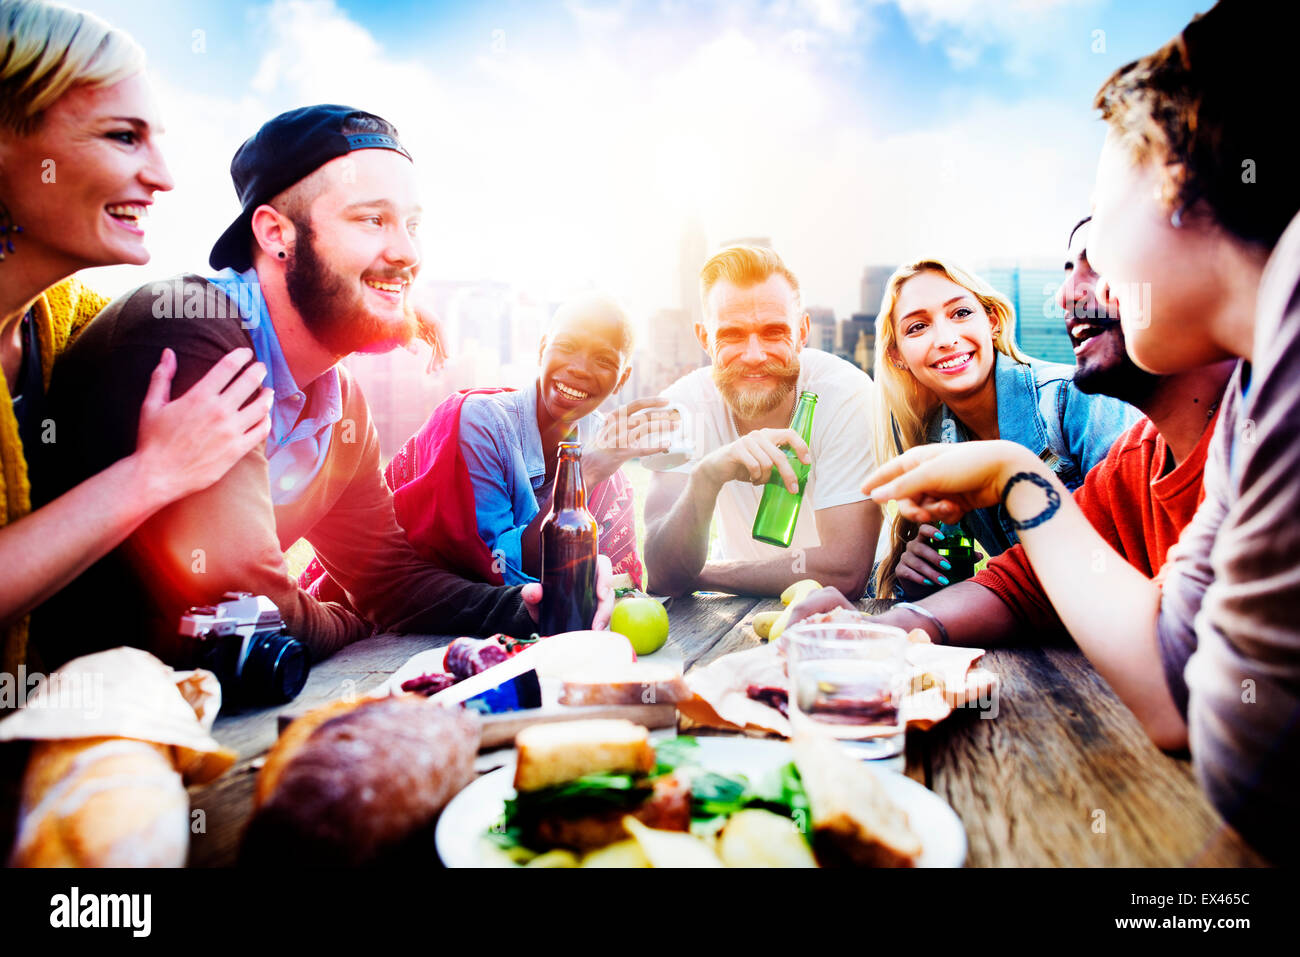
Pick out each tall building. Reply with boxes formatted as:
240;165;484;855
979;261;1073;364
347;278;547;458
342;346;449;460
839;313;876;373
629;306;705;400
679;217;709;329
859;265;895;315
425;279;513;361
807;306;837;353
625;219;712;399
854;329;873;373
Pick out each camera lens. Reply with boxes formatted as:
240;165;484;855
240;631;310;704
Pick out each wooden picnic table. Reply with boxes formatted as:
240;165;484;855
189;593;1266;867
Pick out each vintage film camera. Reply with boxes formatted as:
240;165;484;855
179;592;309;708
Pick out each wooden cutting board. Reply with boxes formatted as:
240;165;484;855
274;701;677;749
276;639;686;749
476;702;676;748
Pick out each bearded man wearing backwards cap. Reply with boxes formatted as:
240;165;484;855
32;105;613;667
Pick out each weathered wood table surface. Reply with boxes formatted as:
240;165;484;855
189;593;1266;867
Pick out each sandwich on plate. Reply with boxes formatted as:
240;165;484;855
484;719;921;867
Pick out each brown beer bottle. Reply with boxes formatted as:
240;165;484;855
540;439;599;636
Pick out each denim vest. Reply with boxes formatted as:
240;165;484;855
927;351;1137;558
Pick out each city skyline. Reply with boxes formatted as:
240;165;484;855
348;225;1077;455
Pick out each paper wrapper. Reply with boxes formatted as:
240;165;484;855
679;633;999;737
0;647;236;786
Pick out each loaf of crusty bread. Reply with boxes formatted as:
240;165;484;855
253;696;358;807
792;732;922;868
513;719;655;792
9;737;191;867
242;695;480;866
0;649;236;868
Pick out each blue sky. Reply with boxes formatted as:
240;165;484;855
78;0;1211;318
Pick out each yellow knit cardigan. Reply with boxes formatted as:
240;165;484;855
1;278;110;677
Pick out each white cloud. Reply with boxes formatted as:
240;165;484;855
82;0;1101;322
696;93;1100;315
564;0;632;32
896;0;1096;74
799;0;864;34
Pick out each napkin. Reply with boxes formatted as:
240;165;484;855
0;646;236;785
679;633;998;737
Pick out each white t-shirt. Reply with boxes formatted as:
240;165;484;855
660;348;878;563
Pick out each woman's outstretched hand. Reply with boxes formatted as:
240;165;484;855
862;440;1038;526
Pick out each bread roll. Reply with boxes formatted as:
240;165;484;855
242;695;480;866
9;737;190;867
792;732;922;868
514;719;655;792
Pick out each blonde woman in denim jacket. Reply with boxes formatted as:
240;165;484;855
870;259;1136;600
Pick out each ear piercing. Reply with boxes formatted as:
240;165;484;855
0;202;21;261
278;250;287;259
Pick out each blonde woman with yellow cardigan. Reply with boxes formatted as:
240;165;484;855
0;1;270;679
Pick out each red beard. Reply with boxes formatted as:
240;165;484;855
712;356;800;420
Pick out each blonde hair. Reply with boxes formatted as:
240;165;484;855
0;0;145;135
699;244;803;324
871;258;1030;597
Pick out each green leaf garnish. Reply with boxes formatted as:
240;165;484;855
652;735;701;775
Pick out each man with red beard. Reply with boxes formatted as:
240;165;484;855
33;105;610;668
644;245;881;597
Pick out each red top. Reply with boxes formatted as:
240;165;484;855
974;412;1219;636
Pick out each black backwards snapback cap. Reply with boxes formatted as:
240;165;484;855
209;104;412;271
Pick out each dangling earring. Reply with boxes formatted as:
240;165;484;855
0;200;22;261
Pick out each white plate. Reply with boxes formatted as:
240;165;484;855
436;736;966;867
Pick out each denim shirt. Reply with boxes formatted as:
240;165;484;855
927;351;1137;557
458;384;600;585
207;268;342;505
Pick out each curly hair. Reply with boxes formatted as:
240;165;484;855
1093;0;1299;250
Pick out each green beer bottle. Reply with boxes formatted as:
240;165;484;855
934;521;979;581
751;391;818;547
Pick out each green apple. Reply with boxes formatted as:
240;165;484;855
609;595;670;655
